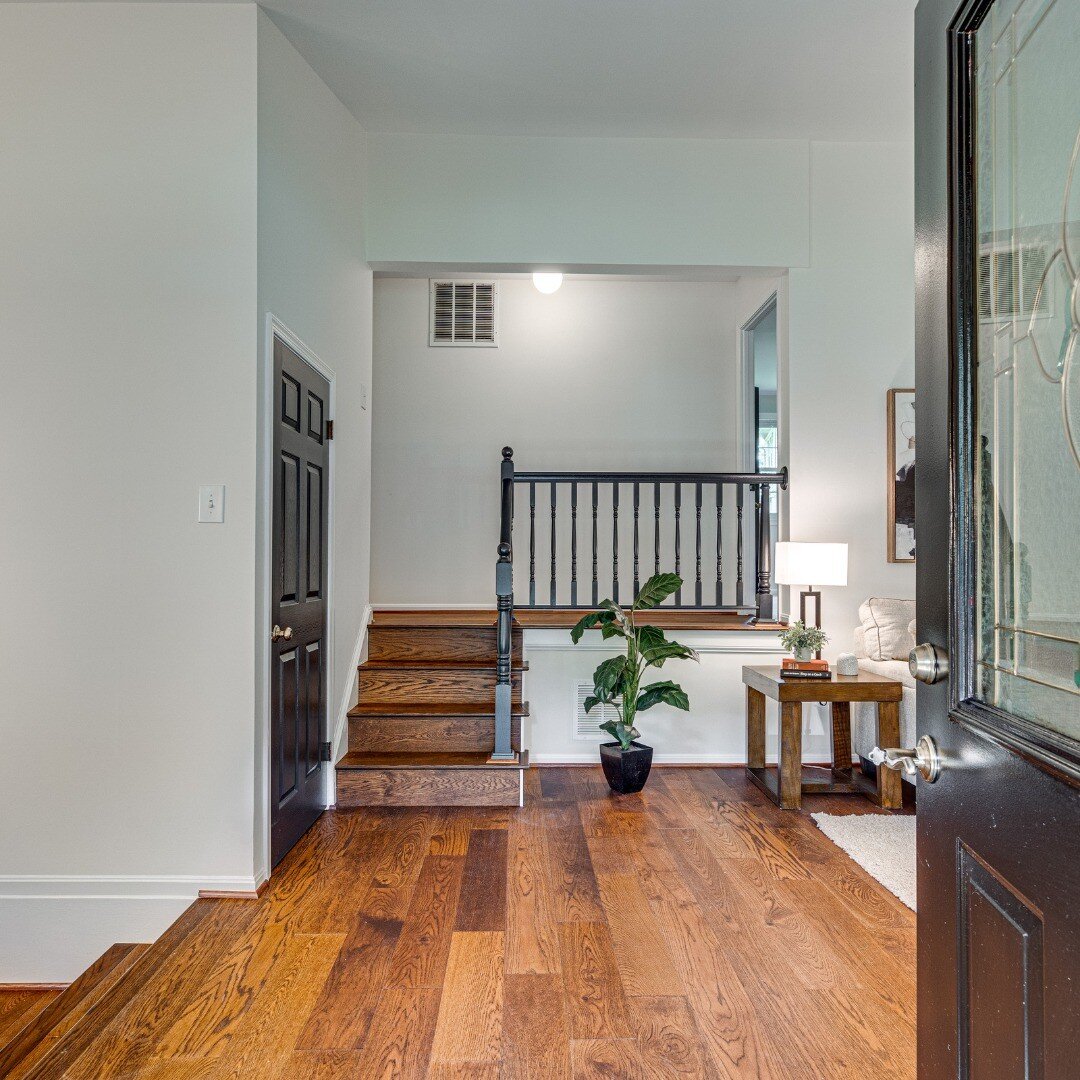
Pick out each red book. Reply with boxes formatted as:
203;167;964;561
782;658;830;672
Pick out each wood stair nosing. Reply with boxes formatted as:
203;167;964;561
0;942;148;1079
337;750;528;770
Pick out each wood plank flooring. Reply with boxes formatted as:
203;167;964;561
3;767;915;1078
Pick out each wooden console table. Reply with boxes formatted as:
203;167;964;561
741;665;904;810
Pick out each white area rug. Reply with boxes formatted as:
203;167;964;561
811;813;917;910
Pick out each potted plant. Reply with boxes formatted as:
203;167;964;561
570;573;699;794
779;619;828;661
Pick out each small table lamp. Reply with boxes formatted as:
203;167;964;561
774;542;849;640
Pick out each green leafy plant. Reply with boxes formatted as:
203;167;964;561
570;573;699;750
778;619;828;656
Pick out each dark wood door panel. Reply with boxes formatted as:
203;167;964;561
915;0;1080;1073
271;335;330;868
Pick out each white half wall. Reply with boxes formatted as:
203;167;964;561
371;276;743;604
255;9;373;882
0;3;259;981
522;630;840;764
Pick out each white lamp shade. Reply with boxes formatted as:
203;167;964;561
774;542;848;587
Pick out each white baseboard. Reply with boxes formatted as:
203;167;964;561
0;873;256;983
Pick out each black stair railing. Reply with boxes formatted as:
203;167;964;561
492;447;788;759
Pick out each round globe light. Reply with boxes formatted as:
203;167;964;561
532;272;563;294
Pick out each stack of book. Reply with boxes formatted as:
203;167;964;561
780;658;831;680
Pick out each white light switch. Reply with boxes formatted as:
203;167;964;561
198;485;225;523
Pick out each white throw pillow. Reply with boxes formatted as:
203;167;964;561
859;597;917;661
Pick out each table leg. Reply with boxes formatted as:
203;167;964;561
875;700;903;809
746;687;766;770
778;701;803;810
831;701;852;775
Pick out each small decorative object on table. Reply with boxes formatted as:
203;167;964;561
779;620;829;662
571;572;699;794
836;652;860;676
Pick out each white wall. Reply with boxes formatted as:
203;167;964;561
371;277;742;604
366;134;809;269
786;142;916;661
0;3;258;980
255;11;373;873
0;3;376;982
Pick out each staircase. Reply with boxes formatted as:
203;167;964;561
335;610;529;806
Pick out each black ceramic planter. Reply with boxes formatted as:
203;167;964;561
600;741;654;794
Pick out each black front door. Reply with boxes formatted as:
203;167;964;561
271;336;331;868
915;0;1080;1075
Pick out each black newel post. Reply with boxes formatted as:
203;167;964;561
492;448;517;762
755;482;777;622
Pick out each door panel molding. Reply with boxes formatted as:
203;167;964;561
945;0;1080;786
257;314;337;882
957;842;1045;1080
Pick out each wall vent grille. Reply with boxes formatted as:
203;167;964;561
572;681;619;741
977;243;1050;322
429;280;498;346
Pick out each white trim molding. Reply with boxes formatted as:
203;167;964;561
331;604;373;760
0;875;259;900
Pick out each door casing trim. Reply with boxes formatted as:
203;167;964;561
257;314;337;885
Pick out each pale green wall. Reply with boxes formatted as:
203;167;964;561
365;133;811;268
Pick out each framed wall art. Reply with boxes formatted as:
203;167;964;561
887;388;916;563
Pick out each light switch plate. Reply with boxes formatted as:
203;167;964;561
198;485;225;523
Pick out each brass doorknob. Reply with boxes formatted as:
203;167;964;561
271;624;293;643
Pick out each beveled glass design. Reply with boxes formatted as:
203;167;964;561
972;0;1080;739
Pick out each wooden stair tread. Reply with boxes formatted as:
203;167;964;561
370;610;504;628
337;751;527;770
359;659;529;671
348;701;529;718
0;942;148;1079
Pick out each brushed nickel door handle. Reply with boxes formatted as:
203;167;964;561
909;642;949;684
869;735;942;783
271;624;293;643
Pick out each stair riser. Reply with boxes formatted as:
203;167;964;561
337;768;522;807
367;626;521;665
349;716;521;753
358;669;522;703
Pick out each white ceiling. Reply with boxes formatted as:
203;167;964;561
257;0;915;141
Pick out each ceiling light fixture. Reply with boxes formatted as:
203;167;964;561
532;272;563;294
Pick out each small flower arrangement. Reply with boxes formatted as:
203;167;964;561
779;620;828;661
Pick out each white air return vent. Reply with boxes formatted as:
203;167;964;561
429;280;498;346
572;681;620;741
977;243;1050;322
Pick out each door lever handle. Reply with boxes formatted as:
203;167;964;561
869;735;941;783
270;624;293;643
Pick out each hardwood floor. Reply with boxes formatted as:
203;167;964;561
1;768;916;1078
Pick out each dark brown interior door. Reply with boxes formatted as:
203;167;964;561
915;0;1080;1075
271;336;331;868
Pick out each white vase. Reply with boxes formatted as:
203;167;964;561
793;646;814;662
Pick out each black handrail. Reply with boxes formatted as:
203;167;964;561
492;448;785;760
